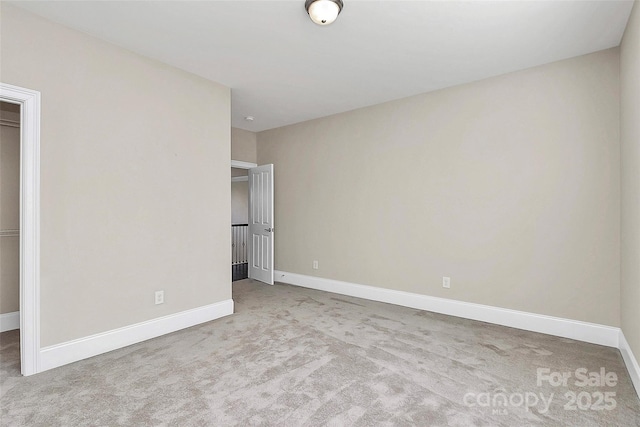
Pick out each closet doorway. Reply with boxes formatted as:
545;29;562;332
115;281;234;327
0;83;41;376
0;101;21;333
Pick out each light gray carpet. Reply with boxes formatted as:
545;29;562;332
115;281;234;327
1;280;639;426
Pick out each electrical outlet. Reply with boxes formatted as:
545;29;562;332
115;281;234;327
313;260;319;270
442;277;451;289
155;290;164;305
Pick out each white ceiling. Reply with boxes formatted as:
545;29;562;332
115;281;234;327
11;1;634;132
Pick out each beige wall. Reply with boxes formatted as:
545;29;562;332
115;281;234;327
0;105;20;314
258;49;621;327
621;2;640;366
231;127;257;163
1;5;231;346
231;181;249;224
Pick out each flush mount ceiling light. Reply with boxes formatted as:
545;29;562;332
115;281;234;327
305;0;343;26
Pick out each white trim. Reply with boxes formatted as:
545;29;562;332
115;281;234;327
274;271;620;348
284;266;640;400
619;331;640;400
0;83;41;376
40;299;234;372
231;160;257;169
0;311;20;332
231;176;248;182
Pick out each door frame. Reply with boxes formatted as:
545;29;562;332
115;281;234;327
231;160;276;284
230;160;256;181
230;159;256;282
231;160;257;170
1;83;41;376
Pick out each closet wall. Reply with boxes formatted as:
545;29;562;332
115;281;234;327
0;101;20;317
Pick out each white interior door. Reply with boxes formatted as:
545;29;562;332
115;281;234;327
248;164;274;284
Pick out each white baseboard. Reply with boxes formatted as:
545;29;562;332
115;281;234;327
275;270;640;398
0;311;20;332
619;331;640;399
274;271;620;348
40;299;234;372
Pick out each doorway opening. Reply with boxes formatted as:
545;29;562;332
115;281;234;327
1;102;22;335
1;83;41;376
231;166;249;281
230;160;274;285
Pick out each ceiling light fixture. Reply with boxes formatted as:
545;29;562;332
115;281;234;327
305;0;343;26
244;116;255;121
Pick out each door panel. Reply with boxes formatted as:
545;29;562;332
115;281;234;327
248;164;274;284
